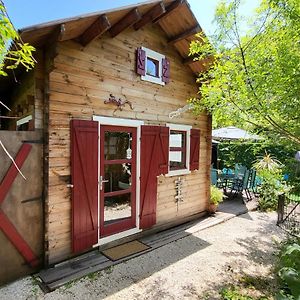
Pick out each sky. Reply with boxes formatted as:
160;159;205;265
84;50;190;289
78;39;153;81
4;0;260;36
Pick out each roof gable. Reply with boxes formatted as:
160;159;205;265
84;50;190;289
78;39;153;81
19;0;210;75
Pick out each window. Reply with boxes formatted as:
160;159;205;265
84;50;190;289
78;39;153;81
169;130;186;171
137;47;169;86
16;115;33;131
167;124;192;176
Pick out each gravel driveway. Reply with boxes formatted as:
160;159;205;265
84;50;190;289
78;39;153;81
0;211;284;300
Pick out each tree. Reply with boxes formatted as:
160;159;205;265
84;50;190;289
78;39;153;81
190;0;300;146
0;1;35;76
0;1;35;179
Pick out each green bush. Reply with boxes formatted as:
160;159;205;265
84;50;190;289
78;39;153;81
276;239;300;300
217;141;294;170
210;185;224;205
254;154;291;211
256;170;291;211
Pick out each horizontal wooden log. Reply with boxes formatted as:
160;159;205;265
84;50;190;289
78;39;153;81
79;15;111;47
168;25;201;45
110;8;141;38
134;2;166;30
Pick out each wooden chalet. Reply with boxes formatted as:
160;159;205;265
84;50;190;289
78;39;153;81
0;0;212;283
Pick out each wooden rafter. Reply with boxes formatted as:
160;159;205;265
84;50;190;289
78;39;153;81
79;15;111;46
168;25;201;45
134;2;166;30
45;24;65;46
110;8;141;38
153;0;186;24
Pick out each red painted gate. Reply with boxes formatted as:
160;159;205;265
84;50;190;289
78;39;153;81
0;131;43;285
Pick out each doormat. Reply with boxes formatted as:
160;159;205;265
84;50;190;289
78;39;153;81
101;240;150;261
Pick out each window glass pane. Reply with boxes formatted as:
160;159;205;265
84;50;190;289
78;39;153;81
104;163;132;193
146;58;159;77
104;131;132;160
169;151;182;163
104;193;131;224
170;151;186;170
169;130;186;171
170;131;185;148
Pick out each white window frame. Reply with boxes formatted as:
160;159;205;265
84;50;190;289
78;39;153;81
141;47;165;86
16;115;32;127
166;123;192;177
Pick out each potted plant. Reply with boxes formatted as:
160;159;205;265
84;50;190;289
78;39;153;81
208;185;225;214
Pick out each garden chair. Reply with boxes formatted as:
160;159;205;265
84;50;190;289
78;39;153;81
235;164;247;179
245;169;257;201
230;169;250;199
211;168;218;186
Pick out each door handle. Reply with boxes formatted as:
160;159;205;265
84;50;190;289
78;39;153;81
100;175;109;190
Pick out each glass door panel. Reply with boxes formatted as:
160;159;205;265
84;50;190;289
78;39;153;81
100;125;137;237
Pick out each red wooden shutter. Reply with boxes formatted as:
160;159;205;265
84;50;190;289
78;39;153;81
71;120;98;253
190;129;200;171
158;126;169;175
140;125;169;229
162;58;170;83
136;47;146;76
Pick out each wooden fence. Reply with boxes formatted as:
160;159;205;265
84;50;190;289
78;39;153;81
0;131;43;285
277;194;300;237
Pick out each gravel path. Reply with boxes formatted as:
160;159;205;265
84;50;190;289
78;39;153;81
0;211;285;300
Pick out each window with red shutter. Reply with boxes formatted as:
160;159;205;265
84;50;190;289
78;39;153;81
136;47;170;86
140;125;169;229
71;120;99;253
167;124;192;176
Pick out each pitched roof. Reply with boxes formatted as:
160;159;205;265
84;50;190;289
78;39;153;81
19;0;210;74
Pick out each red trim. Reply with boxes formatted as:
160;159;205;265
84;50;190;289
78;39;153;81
0;143;38;267
104;189;131;197
0;211;39;267
0;144;32;204
104;159;132;165
100;125;137;237
170;147;185;151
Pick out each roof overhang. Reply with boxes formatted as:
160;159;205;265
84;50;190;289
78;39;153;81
0;0;213;94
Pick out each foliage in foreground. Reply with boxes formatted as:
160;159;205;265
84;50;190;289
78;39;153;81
220;286;269;300
210;185;225;205
276;238;300;300
190;0;300;146
0;1;35;76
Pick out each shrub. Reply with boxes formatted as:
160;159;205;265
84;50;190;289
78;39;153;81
254;153;291;211
210;185;224;205
276;239;300;300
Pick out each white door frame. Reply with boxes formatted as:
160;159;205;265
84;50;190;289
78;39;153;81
92;116;144;246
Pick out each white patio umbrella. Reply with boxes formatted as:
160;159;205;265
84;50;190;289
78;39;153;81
212;126;261;141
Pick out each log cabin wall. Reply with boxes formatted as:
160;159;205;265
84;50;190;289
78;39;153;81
46;23;211;264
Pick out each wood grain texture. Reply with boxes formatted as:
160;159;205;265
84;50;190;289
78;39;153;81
46;23;210;264
79;15;111;46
